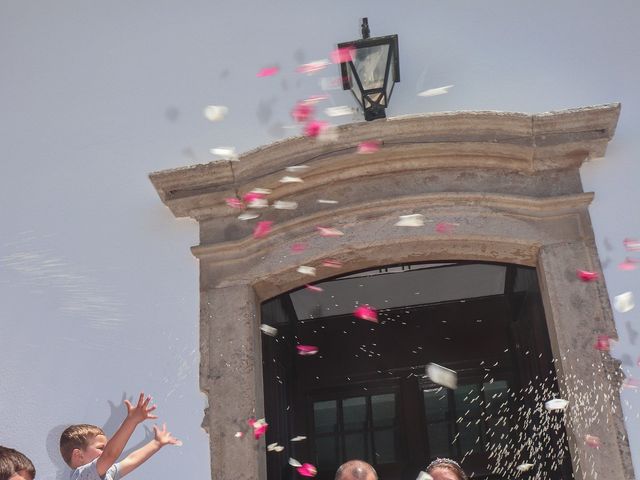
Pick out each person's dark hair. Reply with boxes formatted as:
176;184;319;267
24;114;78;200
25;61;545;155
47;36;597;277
426;458;468;480
335;460;378;480
0;446;36;480
59;424;105;467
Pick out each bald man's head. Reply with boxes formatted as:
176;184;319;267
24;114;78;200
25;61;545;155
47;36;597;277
334;460;377;480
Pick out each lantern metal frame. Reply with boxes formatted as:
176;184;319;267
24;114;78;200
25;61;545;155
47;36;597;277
338;18;400;121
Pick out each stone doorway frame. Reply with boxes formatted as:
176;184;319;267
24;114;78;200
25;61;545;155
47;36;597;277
150;104;634;480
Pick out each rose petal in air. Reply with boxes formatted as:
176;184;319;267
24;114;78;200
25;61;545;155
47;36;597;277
291;101;314;123
280;176;304;183
253;423;268;439
274;200;299;210
435;222;458;233
317;199;339;204
353;305;378;323
305;284;324;292
235;431;244;438
619;258;639;271
357;141;381;154
395;214;425;227
297;463;318;477
614;291;635;313
544;398;569;411
210;147;238;161
260;324;278;337
297;266;317;276
304;120;329;138
297;345;319;356
238;212;260;221
267;443;279;451
577;270;599;282
585;434;601;448
516;463;534;473
594;334;610;351
243;191;266;204
330;46;355;63
325;106;354;117
286;165;309;173
426;362;458;389
253;221;273;239
203;105;228;122
257;66;279;77
317;226;344;237
225;198;244;209
291;436;307;442
291;243;307;253
289;458;302;468
322;259;342;268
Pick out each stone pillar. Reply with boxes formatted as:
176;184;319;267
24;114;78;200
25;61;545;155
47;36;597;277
200;284;266;480
538;241;633;480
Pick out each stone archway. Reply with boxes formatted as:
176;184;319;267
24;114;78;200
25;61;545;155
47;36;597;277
150;104;634;479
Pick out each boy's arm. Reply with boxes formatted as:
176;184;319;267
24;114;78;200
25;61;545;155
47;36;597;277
96;393;157;477
117;424;181;478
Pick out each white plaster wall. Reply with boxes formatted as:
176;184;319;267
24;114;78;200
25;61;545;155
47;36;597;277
1;1;639;478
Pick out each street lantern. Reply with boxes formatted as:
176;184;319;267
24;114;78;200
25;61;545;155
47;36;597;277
338;18;400;121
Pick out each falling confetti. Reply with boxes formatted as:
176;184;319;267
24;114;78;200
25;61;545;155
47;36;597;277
395;214;425;227
297;463;317;477
418;85;454;97
209;147;238;161
330;46;355;63
257;66;279;77
286;165;309;173
322;259;342;268
353;305;378;323
203;105;228;122
426;362;458;389
325;106;354;117
613;291;634;313
279;176;304;183
296;59;330;74
297;345;319;356
577;270;599;282
253;221;273;239
357;140;381;154
624;238;640;251
317;226;344;237
544;398;569;411
297;266;317;276
516;463;534;472
260;324;278;337
274;200;299;210
238;212;260;221
305;284;323;292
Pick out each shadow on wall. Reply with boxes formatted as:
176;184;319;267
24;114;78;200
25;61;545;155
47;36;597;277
46;393;152;480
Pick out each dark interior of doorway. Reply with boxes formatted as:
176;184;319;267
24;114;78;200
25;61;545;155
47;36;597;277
261;262;574;480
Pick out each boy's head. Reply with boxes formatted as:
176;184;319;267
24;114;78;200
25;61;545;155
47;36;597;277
59;424;107;469
0;446;36;480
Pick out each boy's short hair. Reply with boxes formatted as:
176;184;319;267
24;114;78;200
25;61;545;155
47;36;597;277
59;424;105;467
0;445;36;480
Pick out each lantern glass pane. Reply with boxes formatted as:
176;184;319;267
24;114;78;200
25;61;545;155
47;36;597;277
353;43;390;91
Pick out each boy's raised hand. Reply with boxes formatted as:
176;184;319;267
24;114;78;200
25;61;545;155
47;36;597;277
124;392;158;424
153;423;182;447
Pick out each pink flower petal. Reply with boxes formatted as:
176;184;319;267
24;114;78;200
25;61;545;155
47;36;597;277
322;259;342;268
304;120;329;138
296;60;330;74
317;226;344;237
297;463;318;477
594;334;610;351
243;191;266;204
305;284;324;292
353;305;378;323
435;222;457;234
254;221;273;239
291;243;307;253
254;423;268;439
225;198;245;209
297;345;319;356
624;238;640;251
257;66;279;77
357;141;381;154
330;46;355;64
577;270;599;282
291;101;314;123
619;258;638;271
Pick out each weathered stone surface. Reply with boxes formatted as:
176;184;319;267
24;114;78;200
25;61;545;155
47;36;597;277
150;105;634;480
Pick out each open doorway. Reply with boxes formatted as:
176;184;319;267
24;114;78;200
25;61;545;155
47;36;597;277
261;262;573;480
